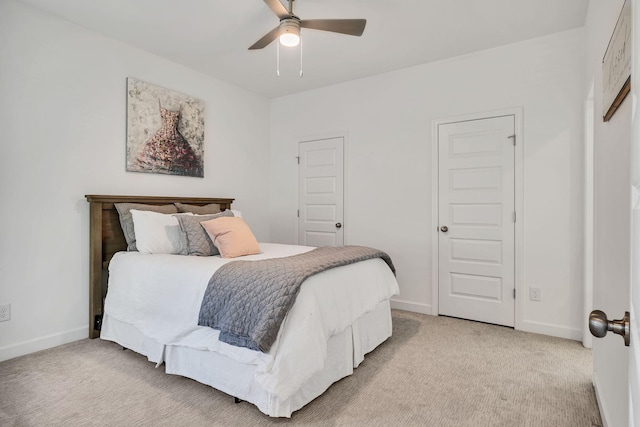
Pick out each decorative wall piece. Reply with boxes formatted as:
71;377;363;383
602;0;631;122
127;78;204;177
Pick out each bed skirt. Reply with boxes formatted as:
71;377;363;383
100;300;392;417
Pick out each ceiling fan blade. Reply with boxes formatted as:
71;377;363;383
300;19;366;36
263;0;290;19
248;26;281;50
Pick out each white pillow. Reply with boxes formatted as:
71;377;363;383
130;210;192;255
230;210;242;218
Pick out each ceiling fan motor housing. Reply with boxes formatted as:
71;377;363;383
279;18;300;36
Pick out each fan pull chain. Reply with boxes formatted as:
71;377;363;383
299;37;303;77
276;41;281;77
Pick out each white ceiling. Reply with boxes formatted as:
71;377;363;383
19;0;589;98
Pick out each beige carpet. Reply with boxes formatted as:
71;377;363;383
0;310;601;427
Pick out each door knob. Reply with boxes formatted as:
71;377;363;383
589;310;630;346
335;223;342;229
440;226;448;232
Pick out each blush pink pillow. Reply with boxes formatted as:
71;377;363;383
200;217;260;258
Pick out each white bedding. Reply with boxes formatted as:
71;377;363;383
103;243;399;401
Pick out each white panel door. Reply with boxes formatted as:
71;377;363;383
298;137;344;247
590;3;633;424
438;115;515;327
632;2;640;423
631;99;639;427
591;2;640;425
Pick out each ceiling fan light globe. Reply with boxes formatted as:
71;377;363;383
278;18;300;47
280;33;300;47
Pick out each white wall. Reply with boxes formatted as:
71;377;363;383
584;1;630;426
0;1;271;361
270;28;586;339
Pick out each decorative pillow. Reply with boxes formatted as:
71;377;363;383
130;210;191;255
176;211;235;256
115;203;178;251
200;217;260;258
175;203;222;215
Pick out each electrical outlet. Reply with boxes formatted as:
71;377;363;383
529;288;542;302
0;304;10;322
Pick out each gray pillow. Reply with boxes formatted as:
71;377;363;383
176;211;235;256
114;203;178;251
175;202;222;215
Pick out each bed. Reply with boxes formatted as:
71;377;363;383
85;195;399;417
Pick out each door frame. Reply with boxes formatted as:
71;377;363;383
295;132;349;245
583;80;595;349
431;107;524;330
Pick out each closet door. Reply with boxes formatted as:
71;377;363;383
298;137;344;247
438;115;516;327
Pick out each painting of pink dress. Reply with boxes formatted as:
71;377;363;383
126;78;204;177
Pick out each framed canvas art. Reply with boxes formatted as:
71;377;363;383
602;0;631;122
126;78;205;177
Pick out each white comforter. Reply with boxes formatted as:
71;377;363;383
104;243;399;400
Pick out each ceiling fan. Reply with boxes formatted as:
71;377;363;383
249;0;366;50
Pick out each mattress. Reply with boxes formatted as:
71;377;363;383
100;242;399;416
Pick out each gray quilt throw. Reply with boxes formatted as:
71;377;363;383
198;245;395;353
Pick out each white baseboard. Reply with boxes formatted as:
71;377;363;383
593;372;611;427
0;326;88;362
518;319;582;341
390;298;432;315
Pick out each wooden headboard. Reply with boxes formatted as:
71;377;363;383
84;195;234;338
